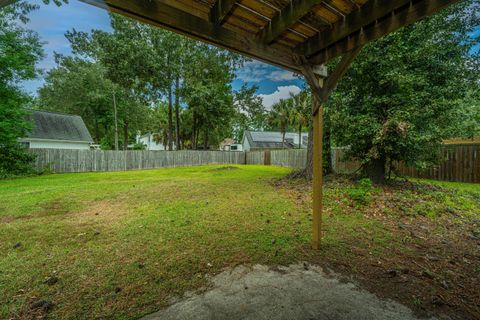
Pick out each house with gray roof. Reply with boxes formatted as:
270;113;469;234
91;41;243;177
19;110;93;150
242;131;309;152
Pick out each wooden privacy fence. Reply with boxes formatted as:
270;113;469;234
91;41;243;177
29;149;307;173
244;150;308;168
395;144;480;183
331;145;480;184
28;146;480;183
30;149;246;173
29;148;308;173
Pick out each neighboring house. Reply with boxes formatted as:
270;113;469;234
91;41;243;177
242;130;309;152
19;110;93;150
136;133;176;151
219;138;243;152
219;138;235;150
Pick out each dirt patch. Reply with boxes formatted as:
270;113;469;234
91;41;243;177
67;199;129;226
1;199;70;224
0;215;20;223
208;166;240;172
276;177;480;320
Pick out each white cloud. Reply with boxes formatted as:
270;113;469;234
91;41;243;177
267;70;298;81
258;85;301;110
236;61;270;82
236;61;300;83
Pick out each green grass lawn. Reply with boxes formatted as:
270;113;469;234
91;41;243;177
1;165;479;319
0;165;313;319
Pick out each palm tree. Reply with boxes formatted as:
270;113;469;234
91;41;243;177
268;99;292;148
290;91;311;148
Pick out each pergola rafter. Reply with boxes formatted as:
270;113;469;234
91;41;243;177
2;0;461;249
257;0;323;44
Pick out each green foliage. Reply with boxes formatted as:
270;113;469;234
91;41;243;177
181;43;241;149
132;142;146;150
329;1;480;182
0;145;36;178
268;99;293;147
347;178;375;206
0;3;44;177
38;35;151;149
290;91;311;148
233;84;266;141
264;90;311;149
39;14;244;150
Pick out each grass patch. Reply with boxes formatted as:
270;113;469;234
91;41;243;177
1;166;479;319
0;165;305;319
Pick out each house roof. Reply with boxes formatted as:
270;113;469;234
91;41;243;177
244;131;308;149
25;110;93;143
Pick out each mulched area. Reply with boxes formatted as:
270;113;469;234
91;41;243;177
276;177;480;320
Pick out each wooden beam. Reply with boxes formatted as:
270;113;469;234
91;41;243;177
295;0;413;57
297;47;361;114
210;0;237;25
83;0;301;73
312;88;324;250
309;0;461;65
319;45;363;102
294;55;325;108
258;0;322;44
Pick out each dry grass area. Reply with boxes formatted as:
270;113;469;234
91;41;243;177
1;166;479;319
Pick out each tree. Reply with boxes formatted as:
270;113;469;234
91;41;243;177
181;43;243;149
290;91;311;149
328;0;480;184
268;99;292;148
0;2;44;177
233;84;266;142
37;56;149;149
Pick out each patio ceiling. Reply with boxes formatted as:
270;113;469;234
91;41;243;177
80;0;460;75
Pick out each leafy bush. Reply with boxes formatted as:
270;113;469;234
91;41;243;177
0;145;36;179
348;178;375;205
132;142;146;150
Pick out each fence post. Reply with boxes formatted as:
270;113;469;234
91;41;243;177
264;150;271;166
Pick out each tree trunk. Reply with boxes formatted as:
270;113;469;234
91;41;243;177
203;129;209;150
94;119;100;143
304;127;314;179
175;76;181;150
168;82;174;151
366;156;386;184
323;121;332;174
113;90;119;151
192;112;197;150
298;125;302;149
123;121;129;150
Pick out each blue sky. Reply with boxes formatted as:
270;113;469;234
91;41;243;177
20;1;480;108
21;0;305;110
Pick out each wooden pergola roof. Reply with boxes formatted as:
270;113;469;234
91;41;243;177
83;0;460;75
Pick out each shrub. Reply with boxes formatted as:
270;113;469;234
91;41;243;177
0;145;36;179
348;178;374;205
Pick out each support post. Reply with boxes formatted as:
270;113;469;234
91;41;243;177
296;46;362;250
312;96;324;250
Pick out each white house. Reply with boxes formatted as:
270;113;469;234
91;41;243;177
19;110;93;150
219;138;243;151
136;133;176;150
242;130;309;152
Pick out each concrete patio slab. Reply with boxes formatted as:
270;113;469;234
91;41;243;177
142;263;437;320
